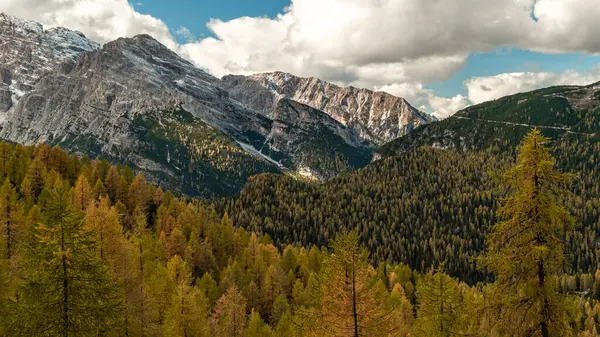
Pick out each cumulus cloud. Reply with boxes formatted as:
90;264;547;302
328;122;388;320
429;95;470;119
3;0;600;117
181;0;600;78
375;83;469;119
175;26;196;43
177;0;600;116
466;66;600;104
0;0;178;49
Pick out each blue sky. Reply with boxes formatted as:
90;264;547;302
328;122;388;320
429;49;600;98
131;0;290;40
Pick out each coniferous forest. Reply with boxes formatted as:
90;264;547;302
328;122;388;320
0;130;599;336
218;134;600;284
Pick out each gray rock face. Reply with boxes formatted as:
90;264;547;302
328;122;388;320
222;71;434;145
0;88;11;112
2;33;248;145
0;13;429;195
0;13;99;109
258;98;373;180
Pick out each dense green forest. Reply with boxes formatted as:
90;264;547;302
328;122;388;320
217;133;600;284
0;131;599;336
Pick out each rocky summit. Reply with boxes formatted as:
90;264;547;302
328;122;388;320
0;13;99;115
0;13;431;197
222;71;433;145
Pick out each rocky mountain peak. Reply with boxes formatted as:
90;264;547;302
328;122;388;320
0;13;43;36
222;71;433;145
0;14;434;196
0;12;99;114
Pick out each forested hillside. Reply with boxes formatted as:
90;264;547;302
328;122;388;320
1;133;600;336
218;134;600;283
379;84;600;156
218;83;600;283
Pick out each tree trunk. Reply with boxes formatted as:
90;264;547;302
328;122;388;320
5;204;11;260
60;220;69;337
139;243;145;336
352;244;359;337
439;277;444;335
539;260;549;337
533;137;550;337
182;283;187;337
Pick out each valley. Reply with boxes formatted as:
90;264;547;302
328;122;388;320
1;8;600;337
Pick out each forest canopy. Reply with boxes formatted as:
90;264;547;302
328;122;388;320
0;131;598;336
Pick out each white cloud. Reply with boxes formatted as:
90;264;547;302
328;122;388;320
466;66;600;105
375;83;469;119
3;0;600;117
0;0;178;49
181;0;600;79
175;26;195;43
177;0;600;116
429;95;470;119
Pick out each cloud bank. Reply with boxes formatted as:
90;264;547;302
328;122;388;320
2;0;600;117
466;66;600;105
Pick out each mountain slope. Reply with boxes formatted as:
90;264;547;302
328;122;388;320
217;83;600;282
0;14;396;196
222;71;433;145
0;33;282;197
378;84;600;156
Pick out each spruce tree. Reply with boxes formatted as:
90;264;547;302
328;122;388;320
480;129;579;337
11;187;123;336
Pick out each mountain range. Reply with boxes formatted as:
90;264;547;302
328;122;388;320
0;13;431;197
218;80;600;281
4;8;600;299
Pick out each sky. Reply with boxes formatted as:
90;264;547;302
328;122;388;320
2;0;600;118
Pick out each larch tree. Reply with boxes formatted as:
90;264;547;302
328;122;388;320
298;231;409;337
85;196;124;266
164;255;210;337
211;285;247;337
72;175;93;212
413;269;465;337
260;264;287;320
105;166;122;204
0;178;25;262
480;129;579;337
25;158;46;200
11;187;123;336
246;309;273;337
